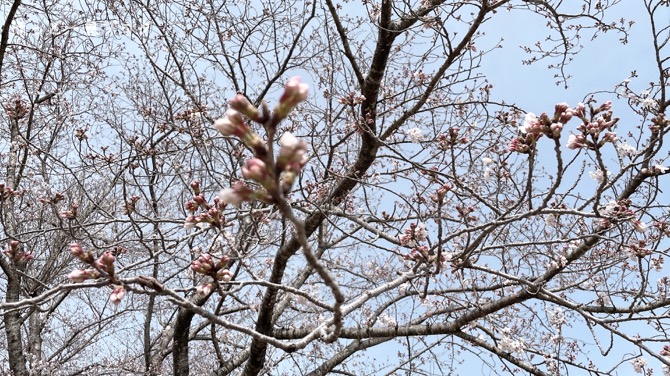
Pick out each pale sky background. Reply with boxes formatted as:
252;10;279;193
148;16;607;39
1;1;668;374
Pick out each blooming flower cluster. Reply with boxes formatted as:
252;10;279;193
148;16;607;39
616;141;637;159
67;243;125;305
598;200;647;233
630;357;647;374
212;77;310;206
399;222;428;248
498;327;526;354
405;127;423;143
589;169;611;184
190;252;233;297
626;240;652;260
59;201;78;220
546;307;566;328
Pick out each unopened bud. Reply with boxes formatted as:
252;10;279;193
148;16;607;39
230;94;260;121
241;158;269;183
196;283;213;297
275;77;309;120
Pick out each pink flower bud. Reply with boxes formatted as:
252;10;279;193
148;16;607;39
275;77;309;120
109;285;125;305
598;100;612;112
216;269;233;282
215;255;230;270
100;251;115;268
193;194;206;205
283;77;309;103
241;158;269;182
94;254;115;275
277;132;309;171
70;243;84;258
67;269;99;283
566;134;586;149
555;102;570;113
196;283;213;297
229;94;260;121
559;110;573;124
190;180;201;194
191;254;214;274
214;110;247;136
632;220;647;233
602;132;617;143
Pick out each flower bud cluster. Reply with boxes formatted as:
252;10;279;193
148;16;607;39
565;100;620;150
211;77;310;207
508;102;577;154
437;127;469;150
191;253;233;297
398;222;428;248
68;243;118;280
183;180;230;230
2;240;33;263
402;244;448;266
430;183;452;203
59;202;78;220
400;222;446;266
68;243;126;304
39;192;65;205
0;182;20;201
123;195;141;215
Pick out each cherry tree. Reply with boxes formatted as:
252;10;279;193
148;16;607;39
1;0;669;375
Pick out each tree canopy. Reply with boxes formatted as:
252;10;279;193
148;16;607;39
0;0;669;375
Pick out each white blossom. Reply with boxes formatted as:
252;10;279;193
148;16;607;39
545;214;557;228
654;164;669;174
642;97;656;110
616;142;637;159
601;201;619;216
589;169;611;184
499;328;526;354
379;314;397;327
405;127;423;143
520;112;537;133
547;307;566;327
630;357;647;373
